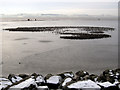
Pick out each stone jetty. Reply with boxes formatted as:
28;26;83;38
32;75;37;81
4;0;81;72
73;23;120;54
0;69;120;90
4;26;114;32
3;26;114;40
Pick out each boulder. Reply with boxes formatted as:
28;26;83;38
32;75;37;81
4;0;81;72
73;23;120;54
18;74;29;79
75;70;89;81
61;77;72;88
9;78;37;89
0;77;12;89
45;75;62;89
98;81;119;90
65;80;101;90
58;71;74;79
8;74;23;83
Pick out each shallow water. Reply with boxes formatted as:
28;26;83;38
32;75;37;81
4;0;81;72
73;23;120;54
0;18;118;76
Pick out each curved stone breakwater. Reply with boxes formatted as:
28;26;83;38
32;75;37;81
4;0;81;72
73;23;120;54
1;69;120;90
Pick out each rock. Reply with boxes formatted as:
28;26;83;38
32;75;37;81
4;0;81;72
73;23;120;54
9;78;37;89
44;74;53;80
58;71;74;79
97;74;107;82
45;75;62;89
21;84;37;90
103;69;114;76
65;80;101;90
75;70;89;81
61;77;72;87
0;77;12;89
18;74;29;79
97;81;116;88
8;74;23;83
34;75;45;86
89;74;98;82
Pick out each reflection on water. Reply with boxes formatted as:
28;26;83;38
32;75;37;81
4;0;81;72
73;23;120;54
0;19;118;76
14;38;29;41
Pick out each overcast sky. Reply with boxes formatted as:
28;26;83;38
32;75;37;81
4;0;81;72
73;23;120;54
0;0;119;16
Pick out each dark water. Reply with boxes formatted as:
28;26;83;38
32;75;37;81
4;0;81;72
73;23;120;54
1;19;118;76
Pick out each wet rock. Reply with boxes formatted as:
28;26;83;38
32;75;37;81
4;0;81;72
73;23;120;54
8;74;23;83
75;70;89;81
88;74;98;82
18;74;29;79
58;71;74;79
44;74;53;80
103;69;114;76
97;69;116;83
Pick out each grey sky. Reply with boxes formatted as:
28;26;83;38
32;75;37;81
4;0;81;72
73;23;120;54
0;0;119;16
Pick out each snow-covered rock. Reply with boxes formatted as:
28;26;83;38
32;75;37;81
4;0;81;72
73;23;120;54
97;82;116;88
62;77;72;87
8;74;23;83
46;75;62;89
46;76;62;84
9;78;37;89
58;71;74;79
0;77;12;90
67;80;101;90
35;75;45;83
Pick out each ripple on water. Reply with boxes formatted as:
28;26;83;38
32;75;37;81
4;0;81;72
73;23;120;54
38;40;53;43
14;38;29;41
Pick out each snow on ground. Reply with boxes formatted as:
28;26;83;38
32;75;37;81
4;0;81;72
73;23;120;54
67;80;101;89
46;76;62;84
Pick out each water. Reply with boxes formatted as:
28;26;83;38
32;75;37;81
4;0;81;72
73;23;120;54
0;18;118;76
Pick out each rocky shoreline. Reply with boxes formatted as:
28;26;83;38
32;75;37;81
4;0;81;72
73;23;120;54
1;69;120;90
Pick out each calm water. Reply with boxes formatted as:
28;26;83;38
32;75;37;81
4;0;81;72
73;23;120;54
0;18;118;76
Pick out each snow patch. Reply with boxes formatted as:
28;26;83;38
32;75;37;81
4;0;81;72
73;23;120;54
0;78;12;89
10;78;37;89
68;80;101;89
35;76;45;83
11;76;22;83
64;73;74;78
62;78;72;86
97;82;115;88
46;76;62;84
